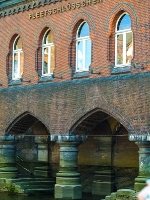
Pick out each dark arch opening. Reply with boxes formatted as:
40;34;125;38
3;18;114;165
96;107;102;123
6;112;49;136
70;110;122;135
70;109;138;197
5;112;51;178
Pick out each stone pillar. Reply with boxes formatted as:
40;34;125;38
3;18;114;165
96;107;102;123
92;136;115;197
134;141;150;191
34;136;51;177
51;134;87;199
0;136;18;178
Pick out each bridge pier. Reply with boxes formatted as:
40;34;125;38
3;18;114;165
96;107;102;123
134;141;150;191
0;136;18;178
92;136;115;197
51;134;87;199
34;136;51;177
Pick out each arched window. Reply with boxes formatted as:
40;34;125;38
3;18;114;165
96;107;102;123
12;36;24;80
115;13;133;66
42;29;55;76
76;22;91;72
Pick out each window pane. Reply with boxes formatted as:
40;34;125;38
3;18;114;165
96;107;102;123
14;37;22;50
78;22;90;38
77;41;83;70
44;30;53;44
117;14;131;31
85;39;91;69
126;32;133;65
13;53;19;78
20;52;24;77
43;47;49;74
50;46;55;74
117;34;123;65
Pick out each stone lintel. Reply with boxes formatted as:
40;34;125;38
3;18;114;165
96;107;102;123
129;134;150;142
55;184;82;199
0;135;15;142
50;133;88;142
34;136;49;143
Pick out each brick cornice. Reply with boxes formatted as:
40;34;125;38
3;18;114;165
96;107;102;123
0;0;61;18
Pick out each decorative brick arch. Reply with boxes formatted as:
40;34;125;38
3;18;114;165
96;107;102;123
5;111;52;136
67;12;95;73
66;95;135;135
34;21;57;78
66;11;96;41
105;2;138;36
6;29;26;82
6;26;26;51
34;20;58;48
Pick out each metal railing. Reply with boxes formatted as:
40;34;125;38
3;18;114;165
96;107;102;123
15;155;32;175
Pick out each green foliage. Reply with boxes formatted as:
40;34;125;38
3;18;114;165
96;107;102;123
7;184;18;195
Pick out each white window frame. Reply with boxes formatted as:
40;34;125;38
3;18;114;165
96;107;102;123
115;13;133;67
76;21;91;72
12;36;23;80
42;29;54;76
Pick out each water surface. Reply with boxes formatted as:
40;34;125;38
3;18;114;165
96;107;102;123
0;193;101;200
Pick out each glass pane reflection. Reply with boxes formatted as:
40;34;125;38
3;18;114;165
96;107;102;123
43;47;48;74
44;30;53;44
14;53;19;78
117;14;131;31
14;37;22;50
126;32;133;64
20;52;24;76
78;22;90;38
117;34;123;65
85;40;91;69
50;46;55;74
77;41;83;70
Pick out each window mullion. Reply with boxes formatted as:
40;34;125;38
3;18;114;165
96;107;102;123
18;51;20;78
48;45;51;74
13;52;15;79
123;32;126;65
83;39;85;70
115;34;118;66
42;47;44;75
76;40;78;71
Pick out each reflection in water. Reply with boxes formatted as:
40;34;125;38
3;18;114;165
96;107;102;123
0;193;100;200
0;194;54;200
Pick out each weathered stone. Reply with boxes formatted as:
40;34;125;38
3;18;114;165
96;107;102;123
35;136;49;162
92;180;114;196
34;166;51;177
117;189;135;197
134;142;150;191
105;195;111;200
111;192;117;200
92;136;115;197
55;184;82;199
0;136;18;178
52;134;87;199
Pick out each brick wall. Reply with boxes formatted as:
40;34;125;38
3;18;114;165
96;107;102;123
0;72;148;136
0;0;149;191
0;0;149;87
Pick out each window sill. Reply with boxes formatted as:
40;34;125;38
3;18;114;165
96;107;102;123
72;71;89;79
38;75;53;83
111;66;131;75
8;79;22;86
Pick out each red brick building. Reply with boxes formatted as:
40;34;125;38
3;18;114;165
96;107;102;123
0;0;149;198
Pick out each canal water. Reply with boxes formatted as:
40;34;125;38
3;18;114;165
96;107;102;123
0;193;101;200
0;193;54;200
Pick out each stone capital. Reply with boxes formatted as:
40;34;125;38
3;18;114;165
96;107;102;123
0;135;15;142
129;134;150;142
134;141;150;191
50;133;88;143
34;136;49;144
